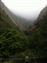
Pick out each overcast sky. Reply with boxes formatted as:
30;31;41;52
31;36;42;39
2;0;47;20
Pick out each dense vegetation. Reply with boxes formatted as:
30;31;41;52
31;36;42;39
0;28;28;57
31;12;47;58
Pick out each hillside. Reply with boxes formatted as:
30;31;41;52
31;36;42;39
31;6;47;57
24;6;47;58
25;6;47;34
0;1;18;29
0;1;33;30
0;1;28;59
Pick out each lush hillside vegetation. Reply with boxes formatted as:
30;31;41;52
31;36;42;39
24;6;47;60
31;7;47;57
0;1;28;61
0;1;27;57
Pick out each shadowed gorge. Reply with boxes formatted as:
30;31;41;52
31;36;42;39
0;0;47;63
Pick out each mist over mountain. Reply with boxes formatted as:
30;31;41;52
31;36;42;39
24;6;47;34
0;1;33;30
2;0;47;21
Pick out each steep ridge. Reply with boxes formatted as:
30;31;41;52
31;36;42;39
38;6;47;21
23;6;47;58
31;6;47;57
30;6;47;32
0;1;18;29
26;6;47;33
0;1;28;58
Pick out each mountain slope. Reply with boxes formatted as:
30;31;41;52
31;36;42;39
10;13;33;30
31;6;47;57
24;6;47;57
0;1;28;58
28;6;47;32
1;1;33;30
0;1;17;29
38;6;47;21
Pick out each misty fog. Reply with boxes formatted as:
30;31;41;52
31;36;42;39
2;0;47;20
